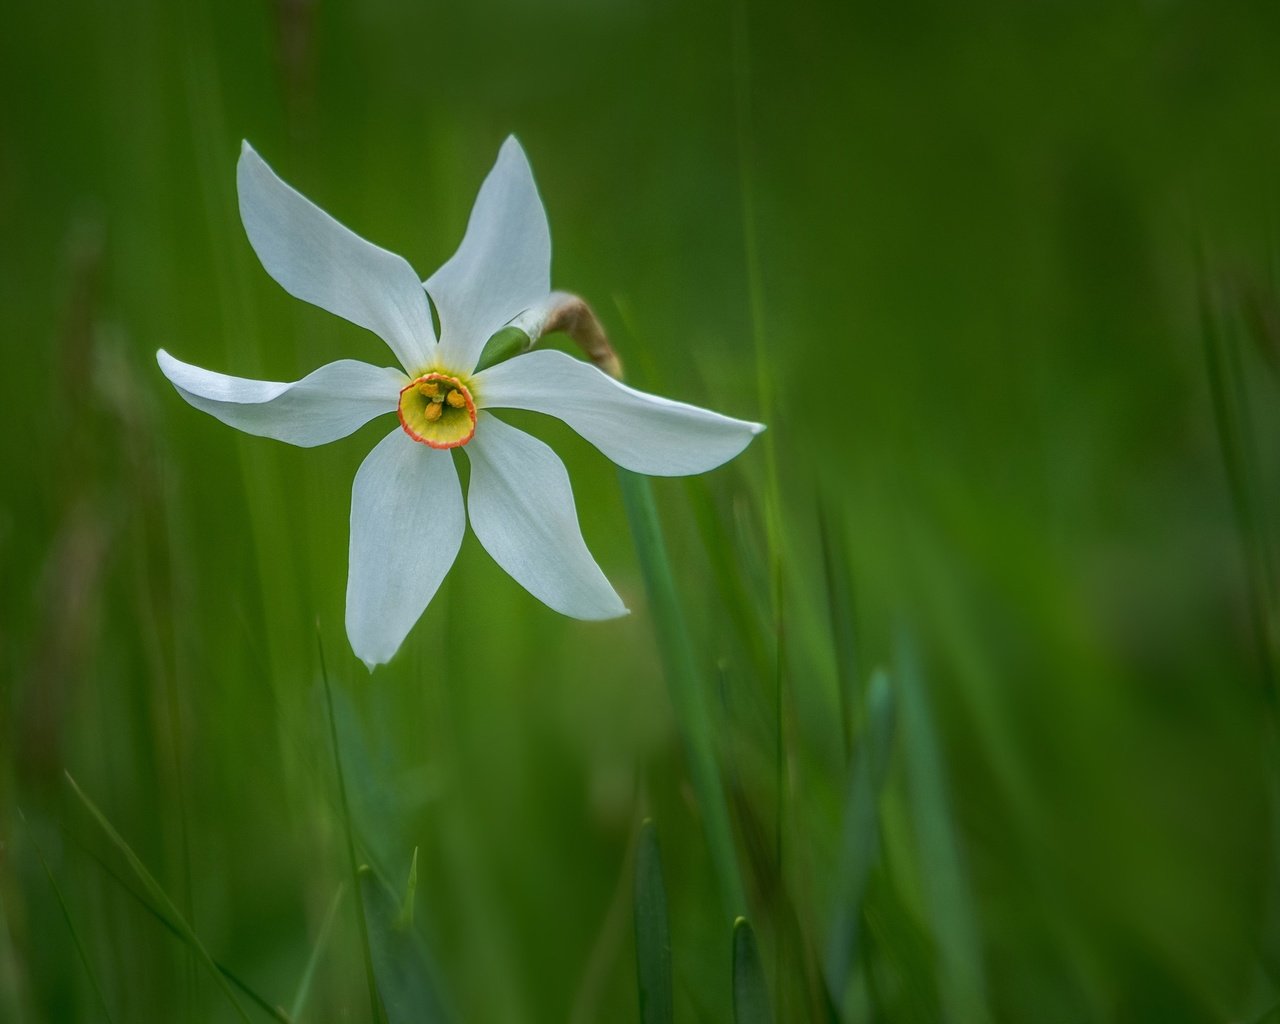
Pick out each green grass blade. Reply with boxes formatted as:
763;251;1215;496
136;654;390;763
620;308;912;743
69;834;288;1021
1198;257;1280;700
18;806;116;1023
618;468;747;920
731;8;789;994
633;820;674;1024
395;848;418;931
63;772;253;1023
359;863;454;1023
288;882;346;1022
895;632;989;1023
818;499;860;758
732;918;774;1024
823;668;895;1008
317;632;386;1024
683;477;770;675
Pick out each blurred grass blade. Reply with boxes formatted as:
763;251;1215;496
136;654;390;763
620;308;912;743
823;668;895;1008
732;918;774;1024
318;631;385;1024
395;848;418;931
619;468;747;919
359;863;454;1023
71;834;288;1021
818;499;860;758
289;882;346;1022
64;772;253;1023
684;477;770;675
633;820;674;1024
1198;259;1280;698
18;806;116;1023
895;631;989;1023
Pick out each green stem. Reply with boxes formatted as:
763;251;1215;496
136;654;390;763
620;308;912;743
618;468;747;920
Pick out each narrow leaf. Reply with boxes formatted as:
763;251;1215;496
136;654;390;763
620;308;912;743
619;468;747;919
360;863;454;1024
633;820;674;1024
895;630;989;1023
817;498;859;758
288;882;346;1022
68;833;288;1020
18;806;116;1023
64;773;253;1023
732;918;774;1024
395;848;419;931
823;668;895;1007
318;630;385;1024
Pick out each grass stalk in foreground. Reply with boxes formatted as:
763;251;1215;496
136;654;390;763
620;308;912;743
895;632;989;1023
64;773;253;1023
18;806;116;1023
1198;259;1280;703
619;468;747;920
818;500;860;760
823;668;895;1009
288;882;345;1022
358;859;454;1023
732;918;775;1024
318;634;385;1024
633;820;674;1024
71;836;289;1021
732;11;791;1006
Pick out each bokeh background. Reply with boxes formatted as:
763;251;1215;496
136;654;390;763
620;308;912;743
5;0;1280;1021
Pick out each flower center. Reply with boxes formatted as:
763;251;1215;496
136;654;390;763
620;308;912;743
397;373;477;449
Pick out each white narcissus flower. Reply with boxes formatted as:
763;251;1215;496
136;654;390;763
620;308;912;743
158;137;764;668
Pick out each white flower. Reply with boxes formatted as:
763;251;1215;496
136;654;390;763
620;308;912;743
158;137;764;668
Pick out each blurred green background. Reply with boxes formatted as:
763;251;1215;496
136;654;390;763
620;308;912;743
5;0;1280;1021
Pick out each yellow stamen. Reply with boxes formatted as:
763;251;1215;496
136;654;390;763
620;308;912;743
398;371;476;449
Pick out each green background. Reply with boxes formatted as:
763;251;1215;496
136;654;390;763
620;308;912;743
4;0;1280;1020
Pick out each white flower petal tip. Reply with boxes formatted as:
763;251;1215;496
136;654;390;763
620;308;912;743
466;413;627;621
236;142;437;374
346;431;466;668
425;137;551;373
473;349;766;476
156;348;404;447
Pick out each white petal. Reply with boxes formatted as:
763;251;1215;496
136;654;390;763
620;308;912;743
425;137;551;373
238;142;437;374
346;430;466;668
473;349;765;476
156;348;404;447
465;413;626;620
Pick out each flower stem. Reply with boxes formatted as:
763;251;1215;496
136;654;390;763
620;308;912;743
618;467;747;920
